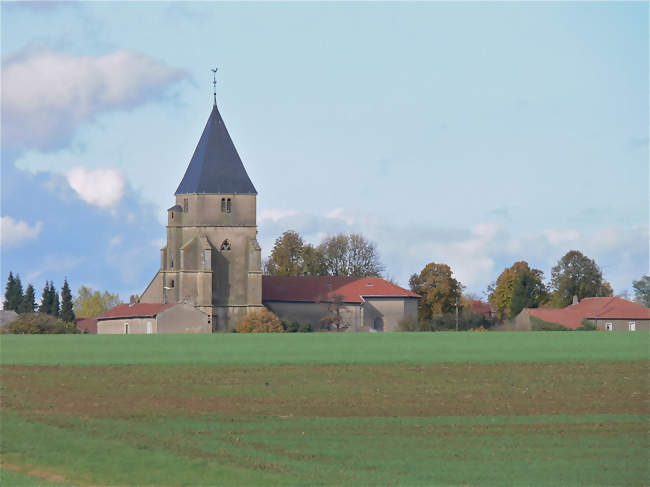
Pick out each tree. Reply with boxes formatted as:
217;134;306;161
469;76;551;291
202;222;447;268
632;275;650;307
18;284;37;314
3;272;23;312
409;262;463;321
319;294;349;331
264;231;383;278
508;268;549;318
550;250;608;307
236;308;284;333
39;281;54;315
51;283;60;317
264;230;306;276
6;312;79;334
318;233;383;277
73;286;120;318
60;279;75;323
488;261;547;320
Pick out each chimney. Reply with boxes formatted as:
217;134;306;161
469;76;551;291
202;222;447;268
129;295;138;307
572;295;579;305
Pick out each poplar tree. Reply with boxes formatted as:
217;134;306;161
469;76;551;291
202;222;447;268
60;279;75;323
18;284;37;314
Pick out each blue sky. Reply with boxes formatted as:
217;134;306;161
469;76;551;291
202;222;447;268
1;1;648;301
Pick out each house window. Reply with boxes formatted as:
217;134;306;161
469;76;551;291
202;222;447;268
220;239;231;251
629;322;636;331
227;198;232;213
124;323;129;335
183;198;188;212
146;322;152;334
605;322;613;331
221;198;226;212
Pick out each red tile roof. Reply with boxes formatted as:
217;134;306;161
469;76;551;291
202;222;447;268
97;302;177;319
525;297;649;329
262;276;420;304
76;317;97;334
470;299;493;317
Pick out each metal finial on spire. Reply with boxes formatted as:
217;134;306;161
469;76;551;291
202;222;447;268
211;68;218;106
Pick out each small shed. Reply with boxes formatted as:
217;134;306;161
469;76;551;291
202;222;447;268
97;302;210;334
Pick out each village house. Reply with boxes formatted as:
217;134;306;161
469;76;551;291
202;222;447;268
512;297;650;331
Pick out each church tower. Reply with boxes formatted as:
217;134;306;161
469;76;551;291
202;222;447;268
141;93;263;331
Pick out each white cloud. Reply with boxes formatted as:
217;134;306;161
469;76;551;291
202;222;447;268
259;208;300;222
0;217;43;248
66;166;125;208
543;228;580;245
2;48;186;151
326;207;355;225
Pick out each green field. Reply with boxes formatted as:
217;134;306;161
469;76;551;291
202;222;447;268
1;332;648;486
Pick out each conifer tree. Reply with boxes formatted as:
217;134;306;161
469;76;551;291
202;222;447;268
60;279;75;323
13;275;24;311
18;284;37;314
3;272;17;311
39;281;53;315
51;282;60;317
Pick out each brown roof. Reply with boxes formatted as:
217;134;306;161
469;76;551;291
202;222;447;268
470;299;493;316
262;276;420;304
76;317;97;334
526;297;649;329
97;302;177;319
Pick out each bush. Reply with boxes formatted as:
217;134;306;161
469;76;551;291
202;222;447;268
576;318;597;331
398;316;419;331
283;320;312;333
530;315;569;331
7;313;79;334
236;308;284;333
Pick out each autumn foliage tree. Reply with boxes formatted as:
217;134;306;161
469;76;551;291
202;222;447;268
409;262;463;321
236;308;284;333
488;261;547;320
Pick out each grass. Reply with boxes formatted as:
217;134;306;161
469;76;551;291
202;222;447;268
1;332;648;486
1;330;648;366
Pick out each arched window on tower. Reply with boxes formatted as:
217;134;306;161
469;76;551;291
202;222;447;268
170;279;175;288
226;198;232;213
220;239;231;251
221;198;226;212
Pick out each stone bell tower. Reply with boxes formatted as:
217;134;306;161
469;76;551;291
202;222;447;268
141;92;263;331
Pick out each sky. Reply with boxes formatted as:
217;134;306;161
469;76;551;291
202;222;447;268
1;1;648;302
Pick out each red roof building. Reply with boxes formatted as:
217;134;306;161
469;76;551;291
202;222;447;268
262;276;420;332
76;317;98;334
519;297;649;331
97;302;177;319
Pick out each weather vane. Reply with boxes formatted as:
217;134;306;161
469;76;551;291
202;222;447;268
211;68;218;105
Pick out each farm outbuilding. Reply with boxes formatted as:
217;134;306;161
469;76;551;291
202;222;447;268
97;302;210;334
262;276;420;332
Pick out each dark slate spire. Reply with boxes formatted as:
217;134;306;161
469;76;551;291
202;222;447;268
175;104;257;195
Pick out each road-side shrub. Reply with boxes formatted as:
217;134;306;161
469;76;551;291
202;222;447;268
530;315;569;331
7;312;79;334
236;308;284;333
